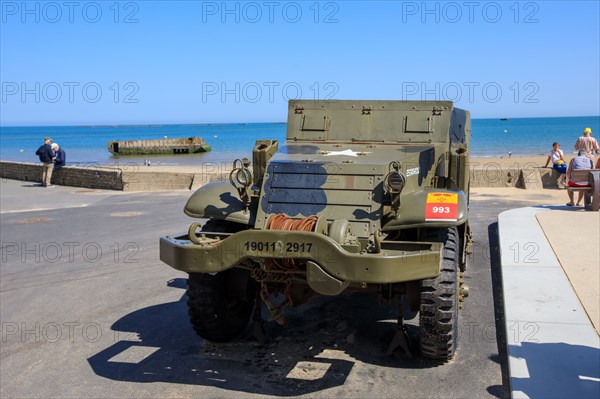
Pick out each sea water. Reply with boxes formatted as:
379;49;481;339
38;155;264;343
1;116;598;166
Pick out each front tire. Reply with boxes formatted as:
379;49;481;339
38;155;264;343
419;227;459;361
187;269;257;342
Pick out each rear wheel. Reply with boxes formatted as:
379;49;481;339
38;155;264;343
187;269;257;342
419;227;459;360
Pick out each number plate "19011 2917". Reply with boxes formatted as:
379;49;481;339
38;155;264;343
244;241;313;253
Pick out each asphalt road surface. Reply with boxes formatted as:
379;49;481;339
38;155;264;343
1;179;534;398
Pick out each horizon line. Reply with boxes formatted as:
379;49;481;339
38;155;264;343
2;114;599;128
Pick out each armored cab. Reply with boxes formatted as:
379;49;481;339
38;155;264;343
160;100;472;360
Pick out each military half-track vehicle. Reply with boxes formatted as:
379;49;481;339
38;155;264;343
160;100;473;361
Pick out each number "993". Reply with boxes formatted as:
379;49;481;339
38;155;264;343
432;206;451;214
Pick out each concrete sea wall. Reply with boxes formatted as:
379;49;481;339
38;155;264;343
0;161;228;191
0;161;124;190
1;161;562;191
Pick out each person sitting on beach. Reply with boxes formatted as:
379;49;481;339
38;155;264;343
51;143;66;171
544;142;567;184
574;127;599;159
566;150;594;206
35;137;55;187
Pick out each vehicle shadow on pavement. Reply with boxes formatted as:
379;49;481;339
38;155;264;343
88;278;443;395
509;342;600;398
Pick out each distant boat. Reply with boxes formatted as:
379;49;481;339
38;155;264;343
500;118;508;121
108;136;211;155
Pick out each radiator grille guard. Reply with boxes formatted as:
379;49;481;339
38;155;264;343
255;161;384;238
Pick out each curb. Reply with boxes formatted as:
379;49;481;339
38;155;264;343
498;207;600;399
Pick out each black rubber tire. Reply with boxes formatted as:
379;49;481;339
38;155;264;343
419;227;459;361
187;269;257;342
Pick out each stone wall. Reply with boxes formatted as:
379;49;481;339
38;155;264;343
0;161;229;191
0;161;123;190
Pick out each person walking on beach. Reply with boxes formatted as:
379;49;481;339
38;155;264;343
566;150;594;206
51;143;66;171
544;142;567;185
35;137;55;187
574;127;599;159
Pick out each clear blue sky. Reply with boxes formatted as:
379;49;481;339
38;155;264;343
1;0;599;125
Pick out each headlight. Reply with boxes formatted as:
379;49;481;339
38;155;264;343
229;158;253;190
385;171;406;193
235;168;252;187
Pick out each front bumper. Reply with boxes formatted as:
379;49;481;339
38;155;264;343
160;229;442;286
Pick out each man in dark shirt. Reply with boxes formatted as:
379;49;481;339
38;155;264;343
35;137;55;187
51;143;66;171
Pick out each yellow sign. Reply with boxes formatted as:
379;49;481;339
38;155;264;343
426;192;458;204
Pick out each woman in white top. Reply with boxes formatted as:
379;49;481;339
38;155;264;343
544;142;567;184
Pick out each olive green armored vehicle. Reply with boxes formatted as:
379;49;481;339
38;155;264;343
160;100;472;360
